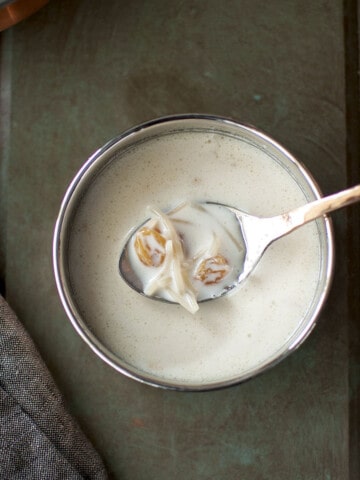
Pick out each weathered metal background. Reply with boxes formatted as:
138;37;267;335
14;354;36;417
1;0;359;478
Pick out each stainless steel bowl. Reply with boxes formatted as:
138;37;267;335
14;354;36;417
53;114;334;391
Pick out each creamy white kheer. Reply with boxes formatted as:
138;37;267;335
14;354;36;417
67;128;324;386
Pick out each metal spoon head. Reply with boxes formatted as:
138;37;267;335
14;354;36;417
119;238;240;305
118;202;249;306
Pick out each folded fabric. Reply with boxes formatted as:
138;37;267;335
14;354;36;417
0;295;108;479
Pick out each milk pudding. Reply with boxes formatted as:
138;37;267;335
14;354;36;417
124;202;245;313
56;117;333;389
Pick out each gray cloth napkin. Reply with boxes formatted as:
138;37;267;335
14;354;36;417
0;295;108;479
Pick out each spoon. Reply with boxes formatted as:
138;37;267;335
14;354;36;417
119;184;360;303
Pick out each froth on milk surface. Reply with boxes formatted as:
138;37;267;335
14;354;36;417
68;130;321;386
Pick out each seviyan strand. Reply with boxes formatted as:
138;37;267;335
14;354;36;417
129;202;241;314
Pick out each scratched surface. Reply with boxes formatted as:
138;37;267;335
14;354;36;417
0;0;358;478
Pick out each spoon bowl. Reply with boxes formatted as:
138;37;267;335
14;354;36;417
119;184;360;305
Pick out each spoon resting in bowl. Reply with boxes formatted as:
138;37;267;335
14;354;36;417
119;184;360;313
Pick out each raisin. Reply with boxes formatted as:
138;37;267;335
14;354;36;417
134;227;166;267
194;254;230;285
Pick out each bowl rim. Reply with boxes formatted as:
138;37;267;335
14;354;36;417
52;113;335;391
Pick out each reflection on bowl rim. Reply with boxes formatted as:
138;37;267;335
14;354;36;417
52;113;334;391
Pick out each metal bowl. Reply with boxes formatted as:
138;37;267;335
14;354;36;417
53;114;334;391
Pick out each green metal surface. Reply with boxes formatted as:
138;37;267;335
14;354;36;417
1;0;358;478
